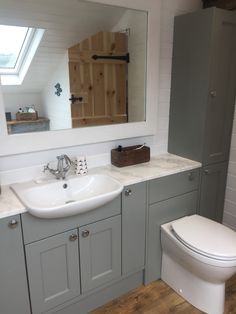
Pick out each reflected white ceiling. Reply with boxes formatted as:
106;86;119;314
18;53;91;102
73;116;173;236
0;0;126;93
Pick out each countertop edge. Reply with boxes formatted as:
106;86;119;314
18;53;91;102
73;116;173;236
0;154;201;219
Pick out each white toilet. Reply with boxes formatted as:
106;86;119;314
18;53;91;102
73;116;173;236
161;214;236;314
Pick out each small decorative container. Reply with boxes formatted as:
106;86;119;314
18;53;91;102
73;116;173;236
16;112;38;121
111;145;150;167
75;156;88;175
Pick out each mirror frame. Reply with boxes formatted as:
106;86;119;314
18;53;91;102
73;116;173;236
0;0;161;156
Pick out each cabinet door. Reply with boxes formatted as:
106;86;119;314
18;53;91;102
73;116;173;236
145;191;198;284
0;215;30;314
199;162;228;222
25;229;80;314
79;215;121;293
122;182;146;275
203;10;236;165
168;8;236;165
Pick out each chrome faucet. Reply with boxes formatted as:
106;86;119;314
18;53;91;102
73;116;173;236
43;154;73;180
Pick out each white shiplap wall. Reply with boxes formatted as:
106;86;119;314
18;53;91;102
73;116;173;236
223;104;236;230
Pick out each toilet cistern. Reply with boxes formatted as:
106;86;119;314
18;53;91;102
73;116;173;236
43;154;73;180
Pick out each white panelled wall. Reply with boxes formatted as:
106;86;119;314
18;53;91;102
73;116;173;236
223;103;236;230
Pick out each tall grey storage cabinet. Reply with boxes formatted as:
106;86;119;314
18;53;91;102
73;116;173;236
168;8;236;222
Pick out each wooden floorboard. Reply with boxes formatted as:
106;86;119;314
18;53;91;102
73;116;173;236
91;274;236;314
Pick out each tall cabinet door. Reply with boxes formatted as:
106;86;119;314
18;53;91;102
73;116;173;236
168;8;236;166
122;182;146;275
199;162;228;222
0;215;30;314
25;229;80;314
203;10;236;165
79;215;121;293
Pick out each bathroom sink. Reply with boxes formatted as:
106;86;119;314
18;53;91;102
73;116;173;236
11;174;123;219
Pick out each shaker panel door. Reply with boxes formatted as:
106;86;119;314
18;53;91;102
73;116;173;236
79;215;121;293
25;229;80;314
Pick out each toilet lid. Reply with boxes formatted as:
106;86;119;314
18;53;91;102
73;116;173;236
171;215;236;260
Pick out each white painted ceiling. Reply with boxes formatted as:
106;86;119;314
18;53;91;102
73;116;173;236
0;0;126;93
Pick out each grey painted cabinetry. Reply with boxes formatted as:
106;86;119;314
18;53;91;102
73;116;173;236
79;215;121;293
145;170;199;284
168;8;236;222
0;215;30;314
199;162;228;222
1;175;202;313
25;229;81;314
22;198;122;314
122;182;147;275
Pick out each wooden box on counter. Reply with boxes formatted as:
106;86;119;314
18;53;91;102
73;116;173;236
111;145;150;167
16;112;38;121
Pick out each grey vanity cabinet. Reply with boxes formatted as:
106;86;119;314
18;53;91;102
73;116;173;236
25;229;81;314
0;215;30;314
199;162;228;222
122;182;146;275
79;215;121;293
168;8;236;166
25;215;122;313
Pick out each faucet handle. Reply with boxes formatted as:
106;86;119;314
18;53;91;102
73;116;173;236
43;163;50;172
64;154;73;165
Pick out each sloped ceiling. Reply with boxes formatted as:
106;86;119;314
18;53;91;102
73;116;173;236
0;0;126;93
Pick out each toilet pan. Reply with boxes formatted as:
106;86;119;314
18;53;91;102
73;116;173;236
161;215;236;314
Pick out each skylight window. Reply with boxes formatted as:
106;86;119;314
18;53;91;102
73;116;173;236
0;24;44;85
0;25;29;71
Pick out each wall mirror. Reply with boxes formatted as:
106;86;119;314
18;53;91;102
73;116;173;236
0;0;160;156
1;0;147;134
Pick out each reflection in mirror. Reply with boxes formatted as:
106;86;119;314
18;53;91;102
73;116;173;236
0;0;147;135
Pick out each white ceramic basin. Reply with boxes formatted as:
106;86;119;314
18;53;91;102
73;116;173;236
11;174;123;219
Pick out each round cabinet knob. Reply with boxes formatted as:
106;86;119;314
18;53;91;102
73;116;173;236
210;90;217;97
81;230;90;238
8;219;18;229
188;172;194;181
125;189;132;196
69;234;78;241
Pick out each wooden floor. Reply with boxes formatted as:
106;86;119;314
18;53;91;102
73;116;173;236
91;274;236;314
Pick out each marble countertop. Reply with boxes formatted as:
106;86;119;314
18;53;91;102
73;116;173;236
0;153;201;219
90;153;201;186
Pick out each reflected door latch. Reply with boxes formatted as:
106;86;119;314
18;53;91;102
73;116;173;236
69;94;83;104
92;53;130;63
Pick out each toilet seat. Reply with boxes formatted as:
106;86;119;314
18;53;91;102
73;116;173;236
171;215;236;261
